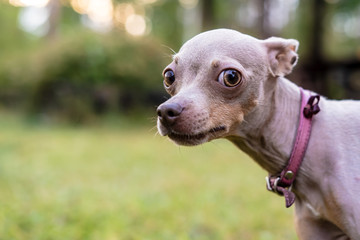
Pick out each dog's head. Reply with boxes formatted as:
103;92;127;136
157;29;299;146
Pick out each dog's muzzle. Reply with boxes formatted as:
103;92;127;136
157;103;183;129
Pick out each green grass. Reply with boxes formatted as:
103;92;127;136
0;114;297;240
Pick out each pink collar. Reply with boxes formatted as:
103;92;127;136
266;88;320;207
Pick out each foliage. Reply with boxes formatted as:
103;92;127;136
0;31;169;122
0;114;297;239
1;0;359;121
0;3;34;56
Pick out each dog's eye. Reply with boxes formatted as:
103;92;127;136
164;70;175;87
218;69;242;87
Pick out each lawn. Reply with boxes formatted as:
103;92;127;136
0;113;297;240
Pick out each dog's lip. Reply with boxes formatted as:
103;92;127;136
167;126;226;141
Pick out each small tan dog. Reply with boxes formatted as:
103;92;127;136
156;29;360;239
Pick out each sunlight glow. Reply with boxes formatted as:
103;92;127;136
9;0;49;7
70;0;114;32
18;6;49;36
114;3;135;25
125;14;147;36
87;0;113;25
114;3;148;36
70;0;89;14
10;0;150;36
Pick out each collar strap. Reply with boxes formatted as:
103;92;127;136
266;88;320;208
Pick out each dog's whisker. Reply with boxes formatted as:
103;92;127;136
161;44;177;56
148;116;157;123
149;125;158;133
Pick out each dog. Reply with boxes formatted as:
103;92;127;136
156;29;360;239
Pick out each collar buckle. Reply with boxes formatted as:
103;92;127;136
266;176;295;208
265;176;293;195
265;88;320;208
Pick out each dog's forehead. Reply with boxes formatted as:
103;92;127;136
175;29;263;67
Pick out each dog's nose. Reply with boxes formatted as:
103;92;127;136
157;103;183;125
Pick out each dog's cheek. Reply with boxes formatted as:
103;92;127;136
209;103;244;132
242;97;259;115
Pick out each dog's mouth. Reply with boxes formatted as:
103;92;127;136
167;126;226;146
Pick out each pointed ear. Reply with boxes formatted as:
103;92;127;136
263;37;299;77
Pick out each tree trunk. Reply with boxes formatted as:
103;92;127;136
46;0;62;40
201;0;215;31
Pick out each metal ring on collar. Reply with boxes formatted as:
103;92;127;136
273;177;281;194
265;176;272;191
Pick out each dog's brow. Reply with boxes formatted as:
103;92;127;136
173;55;179;64
211;59;220;68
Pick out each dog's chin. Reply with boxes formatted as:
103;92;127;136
158;125;227;146
168;132;209;146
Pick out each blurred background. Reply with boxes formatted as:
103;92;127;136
0;0;359;239
0;0;359;122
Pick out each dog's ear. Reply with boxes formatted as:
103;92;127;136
263;37;299;77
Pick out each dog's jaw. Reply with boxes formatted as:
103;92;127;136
156;86;233;146
157;119;226;146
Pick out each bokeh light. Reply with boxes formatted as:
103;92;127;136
9;0;49;7
18;6;49;36
114;3;136;25
70;0;114;31
125;14;147;36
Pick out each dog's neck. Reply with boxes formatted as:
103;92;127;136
228;77;301;175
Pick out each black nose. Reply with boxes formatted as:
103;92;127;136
157;103;183;126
